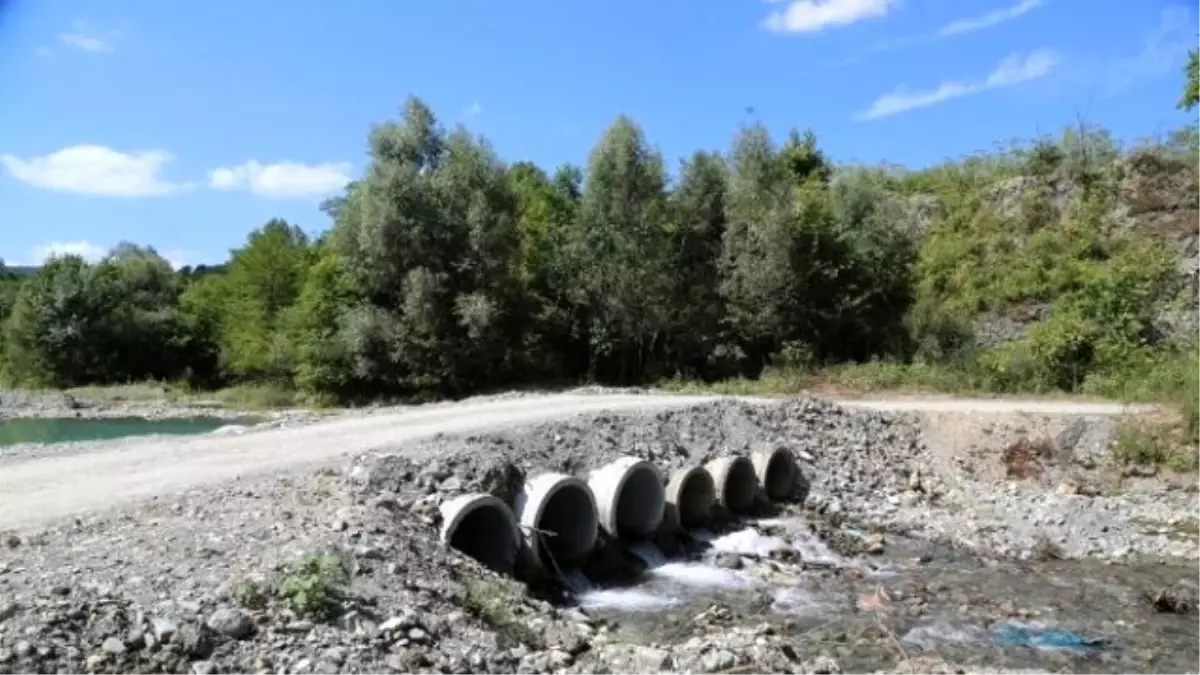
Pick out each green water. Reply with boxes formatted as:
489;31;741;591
0;416;255;447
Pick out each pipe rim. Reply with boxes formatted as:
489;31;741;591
438;493;523;574
752;447;797;501
516;473;599;572
665;465;716;529
590;457;665;537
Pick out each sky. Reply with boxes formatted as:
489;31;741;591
0;0;1195;269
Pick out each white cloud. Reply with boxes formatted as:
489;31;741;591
464;101;483;118
59;31;113;53
1104;5;1194;95
857;49;1059;120
764;0;896;34
57;20;121;53
937;0;1043;37
1;145;188;196
208;160;352;198
29;241;109;264
19;242;196;269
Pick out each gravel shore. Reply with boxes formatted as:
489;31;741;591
0;392;1195;673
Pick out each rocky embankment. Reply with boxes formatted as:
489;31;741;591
0;396;1195;674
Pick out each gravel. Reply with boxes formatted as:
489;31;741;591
0;393;1194;673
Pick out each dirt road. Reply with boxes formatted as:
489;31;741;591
0;392;1154;530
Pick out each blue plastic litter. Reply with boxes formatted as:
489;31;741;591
993;620;1111;652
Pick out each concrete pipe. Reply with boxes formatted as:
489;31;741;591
513;473;600;573
703;456;759;513
752;447;797;502
664;465;716;530
439;493;523;575
588;456;666;539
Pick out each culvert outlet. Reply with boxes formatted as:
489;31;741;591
703;456;759;513
752;447;797;502
439;493;522;575
588;456;665;539
514;473;600;573
663;465;716;530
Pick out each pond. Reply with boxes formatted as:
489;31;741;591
0;416;259;447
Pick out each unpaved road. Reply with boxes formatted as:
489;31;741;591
0;392;1154;530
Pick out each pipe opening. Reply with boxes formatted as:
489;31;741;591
757;448;797;502
613;464;665;538
532;482;599;570
715;456;753;509
669;467;715;529
439;494;521;576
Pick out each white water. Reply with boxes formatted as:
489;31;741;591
570;518;861;617
210;424;248;436
650;562;754;589
577;587;681;612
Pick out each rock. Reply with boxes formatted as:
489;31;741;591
101;637;126;655
799;654;842;674
191;661;217;675
151;616;179;642
176;624;215;659
13;641;32;658
1148;582;1199;614
86;653;106;671
206;607;255;640
700;648;739;672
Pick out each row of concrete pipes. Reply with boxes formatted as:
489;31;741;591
438;448;798;577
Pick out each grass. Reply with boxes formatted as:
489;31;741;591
462;578;544;649
661;349;1199;474
52;380;306;412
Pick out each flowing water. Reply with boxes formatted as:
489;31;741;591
570;517;1199;673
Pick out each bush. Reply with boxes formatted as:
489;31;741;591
278;552;350;621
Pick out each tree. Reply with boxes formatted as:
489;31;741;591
1180;48;1198;112
313;95;522;396
719;123;797;374
218;219;313;380
570;115;672;383
667;150;732;378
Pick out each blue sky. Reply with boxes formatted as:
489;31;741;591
0;0;1195;268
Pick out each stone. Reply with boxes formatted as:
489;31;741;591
206;607;255;640
101;637;126;655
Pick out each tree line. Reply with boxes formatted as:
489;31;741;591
0;101;914;398
0;86;1195;405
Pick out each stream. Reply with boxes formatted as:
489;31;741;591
566;516;1199;673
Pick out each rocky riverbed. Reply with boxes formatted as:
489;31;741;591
0;395;1195;673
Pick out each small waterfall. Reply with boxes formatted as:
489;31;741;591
561;569;595;594
628;541;667;568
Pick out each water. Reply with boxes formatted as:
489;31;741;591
0;416;260;447
575;517;1200;673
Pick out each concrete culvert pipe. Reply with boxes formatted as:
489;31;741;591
514;473;600;573
703;456;759;513
752;447;797;502
664;465;716;530
588;456;665;539
439;493;523;575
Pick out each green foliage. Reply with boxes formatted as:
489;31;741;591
231;579;269;610
277;552;349;621
1180;48;1199;112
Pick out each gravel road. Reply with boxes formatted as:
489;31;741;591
0;391;1153;531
